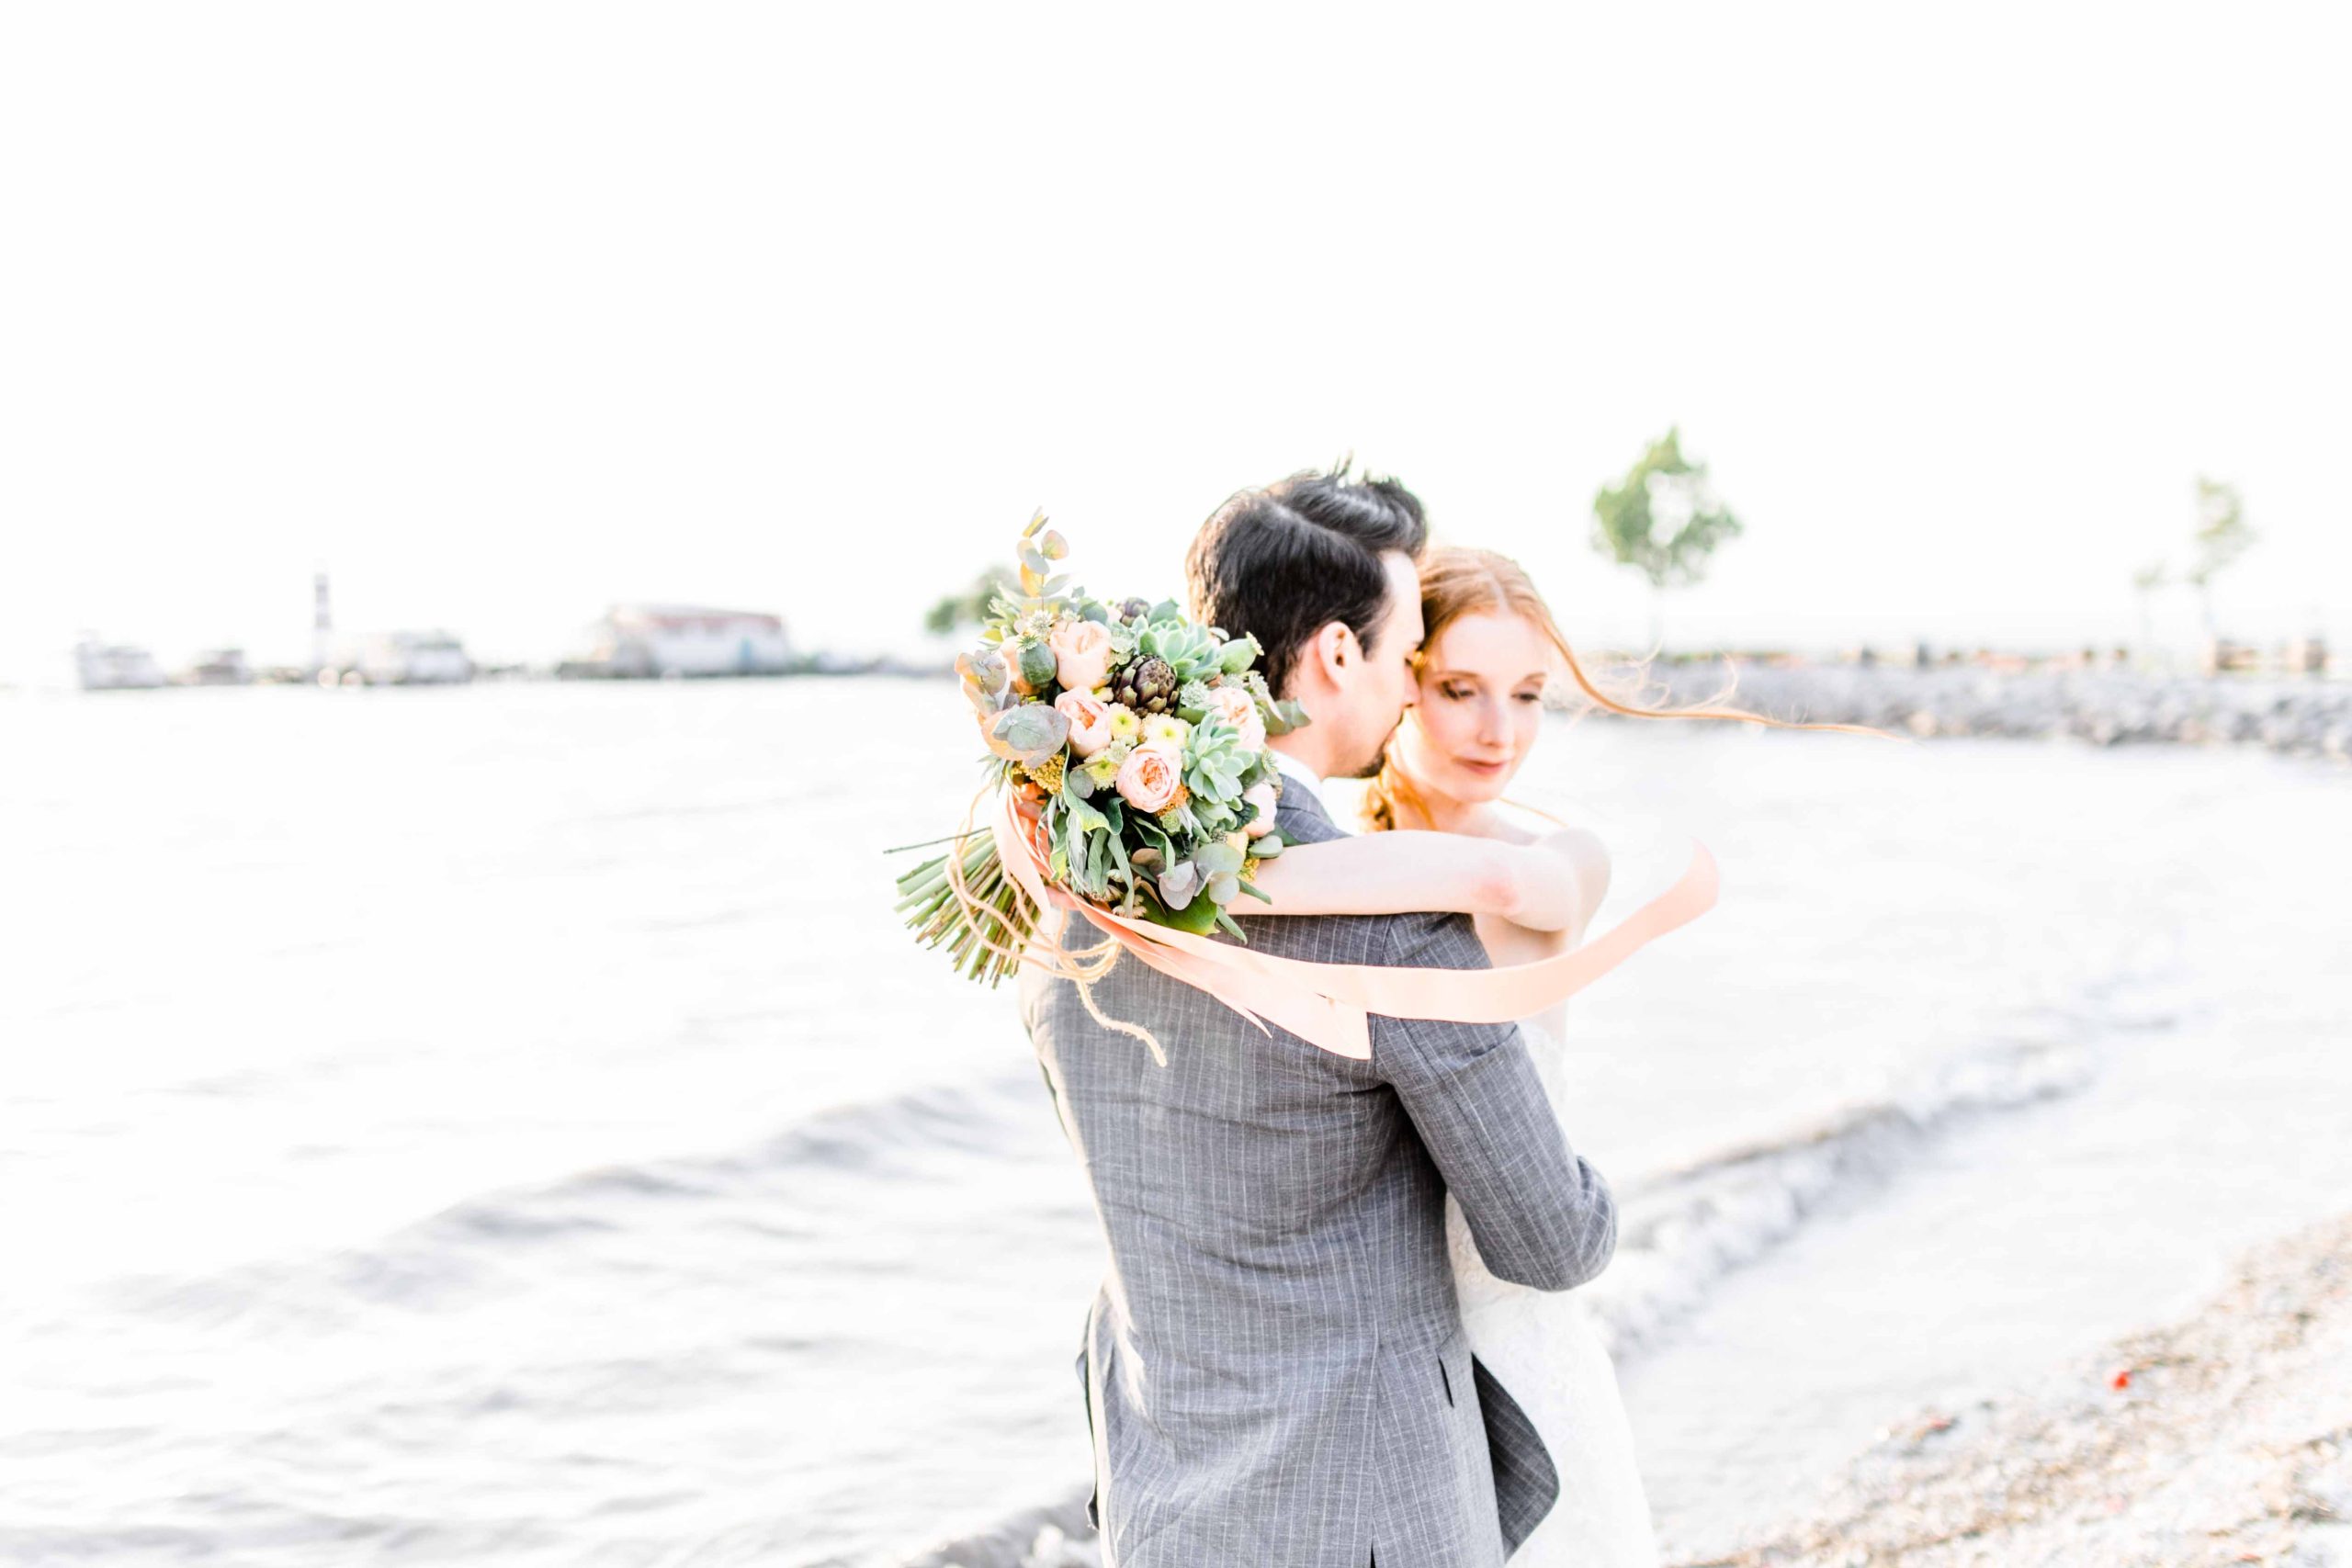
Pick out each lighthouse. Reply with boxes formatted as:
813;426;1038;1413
311;571;334;678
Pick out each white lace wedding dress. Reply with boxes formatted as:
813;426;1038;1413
1444;1013;1658;1567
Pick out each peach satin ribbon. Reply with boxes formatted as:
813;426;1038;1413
989;790;1720;1061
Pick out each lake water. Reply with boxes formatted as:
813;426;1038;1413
4;677;2345;1565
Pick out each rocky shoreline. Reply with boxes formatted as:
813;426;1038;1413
1601;661;2352;763
1690;1212;2352;1567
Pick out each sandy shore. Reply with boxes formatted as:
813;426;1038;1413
1691;1212;2352;1568
1611;661;2352;763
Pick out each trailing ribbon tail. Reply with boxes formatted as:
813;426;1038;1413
989;790;1716;1063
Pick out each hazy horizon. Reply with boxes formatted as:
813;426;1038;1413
6;5;2347;689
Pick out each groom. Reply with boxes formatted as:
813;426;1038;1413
1018;465;1619;1567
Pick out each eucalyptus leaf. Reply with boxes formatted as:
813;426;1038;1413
956;649;1010;696
1263;697;1313;737
1158;861;1203;910
986;703;1070;765
1194;841;1244;876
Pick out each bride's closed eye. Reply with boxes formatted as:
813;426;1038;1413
1435;680;1543;704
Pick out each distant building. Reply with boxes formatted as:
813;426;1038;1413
562;604;792;678
183;648;254;685
73;636;167;691
322;629;475;685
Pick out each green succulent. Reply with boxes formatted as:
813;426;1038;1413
1184;716;1256;803
1138;619;1221;682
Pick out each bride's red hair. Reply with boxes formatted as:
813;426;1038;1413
1361;546;1896;833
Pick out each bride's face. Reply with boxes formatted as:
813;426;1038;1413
1394;610;1551;804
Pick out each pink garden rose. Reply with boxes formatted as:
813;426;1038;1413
1055;689;1115;758
1204;686;1267;751
1241;780;1281;838
1114;742;1187;814
1047;618;1114;694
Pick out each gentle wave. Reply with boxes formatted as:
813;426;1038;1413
85;1069;1053;1337
1590;1041;2093;1359
1593;959;2191;1358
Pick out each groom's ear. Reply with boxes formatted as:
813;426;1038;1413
1301;620;1358;688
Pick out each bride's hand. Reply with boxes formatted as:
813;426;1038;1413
1492;829;1611;938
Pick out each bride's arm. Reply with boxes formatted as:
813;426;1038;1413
1243;828;1609;934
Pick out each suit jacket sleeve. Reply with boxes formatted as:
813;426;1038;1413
1372;910;1618;1292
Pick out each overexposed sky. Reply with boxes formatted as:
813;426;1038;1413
4;4;2346;685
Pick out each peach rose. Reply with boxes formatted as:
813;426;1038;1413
1204;686;1266;751
1055;689;1116;758
1241;780;1281;838
1114;742;1186;814
1048;618;1114;694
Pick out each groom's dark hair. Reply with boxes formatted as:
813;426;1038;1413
1185;461;1429;699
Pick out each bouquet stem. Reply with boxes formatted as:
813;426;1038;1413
892;827;1035;988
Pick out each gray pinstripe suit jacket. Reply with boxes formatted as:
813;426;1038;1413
1019;786;1619;1566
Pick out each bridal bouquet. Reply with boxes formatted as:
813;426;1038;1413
894;513;1306;987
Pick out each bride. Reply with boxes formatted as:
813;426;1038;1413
1240;546;1666;1566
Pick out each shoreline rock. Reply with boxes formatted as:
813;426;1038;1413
1687;1212;2352;1566
1589;662;2352;764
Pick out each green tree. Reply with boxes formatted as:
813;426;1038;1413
2184;478;2257;644
1590;426;1743;650
923;564;1015;637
